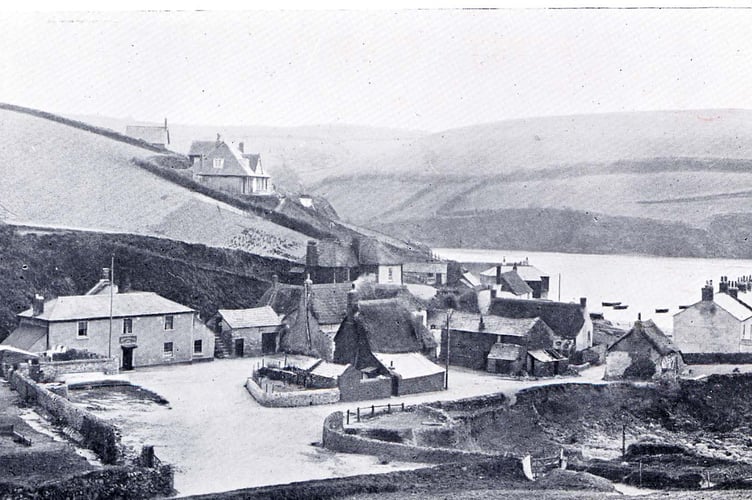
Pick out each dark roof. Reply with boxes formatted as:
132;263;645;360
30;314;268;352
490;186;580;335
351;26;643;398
488;298;585;340
314;240;359;268
125;125;169;145
360;283;427;311
356;298;436;353
609;319;680;356
1;324;46;351
258;283;302;317
357;238;403;266
191;141;269;178
450;311;539;337
499;270;533;296
188;140;217;157
310;283;352;325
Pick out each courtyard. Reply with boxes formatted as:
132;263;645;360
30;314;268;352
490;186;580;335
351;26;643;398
72;357;605;497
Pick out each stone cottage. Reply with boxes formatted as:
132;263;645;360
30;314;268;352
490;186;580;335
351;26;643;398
605;318;684;380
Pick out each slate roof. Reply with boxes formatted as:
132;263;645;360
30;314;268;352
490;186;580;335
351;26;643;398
355;298;436;353
372;352;444;379
357;238;403;266
17;292;194;322
488;298;585;340
487;343;523;361
609;319;681;356
125;125;169;145
460;272;482;289
713;293;752;321
449;311;540;337
528;349;567;363
218;305;282;329
481;264;547;282
310;283;353;325
191;141;269;178
498;270;533;296
1;324;46;351
314;240;359;268
309;360;351;379
403;262;447;274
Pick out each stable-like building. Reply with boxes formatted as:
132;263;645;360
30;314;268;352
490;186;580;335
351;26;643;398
215;306;283;357
125;120;170;148
2;287;214;370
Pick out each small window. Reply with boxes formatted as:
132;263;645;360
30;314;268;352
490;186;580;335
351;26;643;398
387;267;394;282
194;339;203;354
77;321;88;338
122;318;133;334
163;342;174;357
213;158;224;169
164;315;174;330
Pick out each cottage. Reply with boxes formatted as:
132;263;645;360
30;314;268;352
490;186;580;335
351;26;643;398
304;238;404;285
189;138;272;195
480;263;550;299
673;280;752;354
333;294;443;395
1;286;214;370
403;261;448;286
444;311;563;376
215;306;283;357
606;318;684;380
488;297;593;354
125;119;170;148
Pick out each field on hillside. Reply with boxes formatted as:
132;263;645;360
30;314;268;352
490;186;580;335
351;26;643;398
0;108;309;260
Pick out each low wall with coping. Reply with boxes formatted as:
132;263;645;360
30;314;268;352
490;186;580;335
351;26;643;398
8;369;120;464
246;377;340;407
322;411;495;463
37;357;119;383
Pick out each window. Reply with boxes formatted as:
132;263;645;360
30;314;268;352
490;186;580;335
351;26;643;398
744;324;751;341
163;342;174;357
387;267;394;282
164;315;174;330
213;158;224;169
194;339;203;354
77;321;88;338
122;318;133;334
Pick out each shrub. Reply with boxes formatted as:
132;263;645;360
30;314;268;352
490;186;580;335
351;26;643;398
51;349;104;361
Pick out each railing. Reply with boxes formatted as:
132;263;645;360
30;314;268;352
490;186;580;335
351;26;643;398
345;402;406;424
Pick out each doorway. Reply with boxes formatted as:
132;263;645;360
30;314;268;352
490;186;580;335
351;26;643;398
121;346;135;371
261;332;276;354
234;338;245;357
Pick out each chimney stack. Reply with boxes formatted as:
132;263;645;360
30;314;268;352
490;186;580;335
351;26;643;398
102;267;111;283
702;281;714;302
306;240;319;269
720;276;729;294
347;284;359;318
490;288;497;299
32;294;44;316
579;297;587;309
496;265;502;285
729;282;739;299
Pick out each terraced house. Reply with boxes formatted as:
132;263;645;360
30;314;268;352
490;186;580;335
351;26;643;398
2;278;214;370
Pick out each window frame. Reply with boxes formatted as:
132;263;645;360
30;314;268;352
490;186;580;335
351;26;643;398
193;339;203;354
164;315;174;331
212;158;224;169
163;341;174;358
77;320;88;338
122;318;133;334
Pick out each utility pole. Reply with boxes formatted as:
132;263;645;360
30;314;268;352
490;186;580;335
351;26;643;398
108;255;114;359
558;273;561;301
444;308;453;390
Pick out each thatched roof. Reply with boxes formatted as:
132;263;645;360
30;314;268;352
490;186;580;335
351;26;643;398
609;319;680;356
355;298;436;353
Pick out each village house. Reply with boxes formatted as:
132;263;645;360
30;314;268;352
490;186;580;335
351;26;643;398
124;119;170;148
1;280;214;370
673;278;752;354
334;293;444;396
487;297;593;355
605;317;684;380
188;137;272;195
304;238;404;285
402;261;448;286
214;306;283;357
443;311;566;376
480;263;550;299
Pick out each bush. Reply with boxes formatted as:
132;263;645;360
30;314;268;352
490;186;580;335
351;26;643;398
51;349;104;361
623;356;656;379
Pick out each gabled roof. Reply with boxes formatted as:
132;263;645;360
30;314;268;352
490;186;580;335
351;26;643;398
609;319;680;356
481;264;547;282
309;360;351;379
488;298;585;340
1;324;46;351
403;262;447;274
488;343;522;361
372;352;444;379
17;292;193;322
355;298;436;353
498;270;533;296
460;272;482;289
357;238;403;266
191;141;269;178
449;311;540;337
125;125;169;145
218;305;282;329
713;293;752;321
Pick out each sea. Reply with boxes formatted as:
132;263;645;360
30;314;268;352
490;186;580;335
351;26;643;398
433;248;752;334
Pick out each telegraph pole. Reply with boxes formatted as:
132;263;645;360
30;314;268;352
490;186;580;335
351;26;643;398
108;255;114;358
444;308;453;390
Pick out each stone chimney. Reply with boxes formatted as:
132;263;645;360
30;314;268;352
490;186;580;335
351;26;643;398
306;240;319;269
496;265;502;285
729;282;739;299
490;288;497;299
719;276;729;294
702;281;714;302
32;294;44;316
579;297;587;309
215;133;222;147
347;284;359;318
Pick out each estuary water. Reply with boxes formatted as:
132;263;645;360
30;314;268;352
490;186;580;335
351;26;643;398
434;248;752;333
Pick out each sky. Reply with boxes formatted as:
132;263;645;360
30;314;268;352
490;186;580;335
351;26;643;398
1;8;751;131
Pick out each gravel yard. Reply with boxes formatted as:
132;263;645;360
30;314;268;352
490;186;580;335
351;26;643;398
74;357;604;496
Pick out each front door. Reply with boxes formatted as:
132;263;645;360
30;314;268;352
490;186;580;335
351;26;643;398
234;338;245;357
391;376;399;396
261;332;276;354
122;346;134;371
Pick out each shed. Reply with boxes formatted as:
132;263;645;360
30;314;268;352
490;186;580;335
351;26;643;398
372;352;445;396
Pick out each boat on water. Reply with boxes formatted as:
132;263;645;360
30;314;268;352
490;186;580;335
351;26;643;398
602;301;622;307
655;308;669;313
613;305;629;310
678;305;691;310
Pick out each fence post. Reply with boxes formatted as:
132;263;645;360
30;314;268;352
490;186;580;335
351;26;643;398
357;407;360;422
346;409;350;425
387;403;391;414
371;405;375;417
401;402;405;411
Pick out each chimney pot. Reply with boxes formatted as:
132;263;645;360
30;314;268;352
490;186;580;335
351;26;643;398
496;265;502;285
702;283;714;302
579;297;587;308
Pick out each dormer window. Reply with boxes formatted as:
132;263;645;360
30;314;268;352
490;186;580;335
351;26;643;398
213;158;224;169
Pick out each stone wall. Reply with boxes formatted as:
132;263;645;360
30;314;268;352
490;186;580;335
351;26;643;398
8;369;120;464
339;375;392;402
36;357;119;383
396;372;445;396
322;411;494;463
245;377;340;407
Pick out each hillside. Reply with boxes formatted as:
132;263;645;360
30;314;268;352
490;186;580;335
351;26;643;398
0;105;317;261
